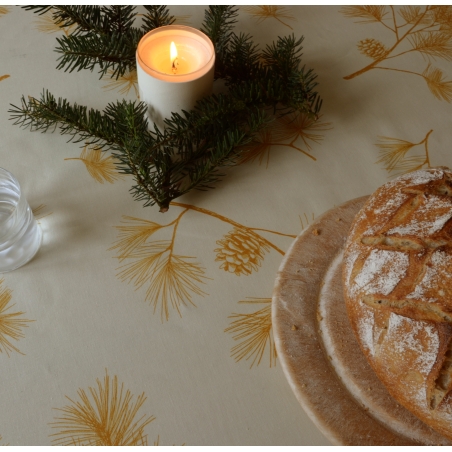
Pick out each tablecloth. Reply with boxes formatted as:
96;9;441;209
1;5;451;446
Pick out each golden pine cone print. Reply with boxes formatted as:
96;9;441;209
357;38;388;60
215;228;270;276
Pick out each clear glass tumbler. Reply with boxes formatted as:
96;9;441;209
0;168;42;272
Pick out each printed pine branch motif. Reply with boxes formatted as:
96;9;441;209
299;212;315;230
50;372;156;446
65;144;125;184
0;5;11;80
110;208;209;322
32;204;53;222
0;435;8;446
34;10;76;36
215;228;270;276
173;15;192;25
102;69;138;98
238;112;332;167
225;298;276;368
375;129;433;176
342;6;452;101
0;279;33;356
110;203;299;320
0;6;10;16
241;6;296;30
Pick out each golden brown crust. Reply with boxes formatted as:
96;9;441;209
343;167;452;439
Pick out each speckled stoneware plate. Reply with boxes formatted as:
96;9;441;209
272;197;451;446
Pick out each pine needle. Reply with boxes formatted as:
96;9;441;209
102;68;138;97
50;372;155;446
146;255;207;322
0;280;33;356
399;6;421;24
225;298;276;368
375;136;416;172
241;6;295;30
340;6;388;24
422;64;452;101
109;216;163;260
272;112;332;150
65;145;124;184
409;32;452;61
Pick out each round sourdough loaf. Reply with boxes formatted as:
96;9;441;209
343;167;452;440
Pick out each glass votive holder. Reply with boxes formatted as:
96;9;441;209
0;168;42;272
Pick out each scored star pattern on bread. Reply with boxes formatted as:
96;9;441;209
355;171;452;410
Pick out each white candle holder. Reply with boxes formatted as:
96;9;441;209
0;168;42;272
136;25;215;130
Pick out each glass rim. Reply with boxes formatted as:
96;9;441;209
136;25;215;80
0;167;22;226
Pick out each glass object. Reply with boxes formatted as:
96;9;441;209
0;168;42;272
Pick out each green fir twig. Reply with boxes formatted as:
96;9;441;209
10;6;323;212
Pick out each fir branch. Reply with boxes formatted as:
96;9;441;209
24;6;106;35
24;6;137;36
25;6;144;78
55;29;143;78
13;5;324;212
141;6;175;32
201;6;239;78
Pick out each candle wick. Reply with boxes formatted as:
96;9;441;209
172;58;179;74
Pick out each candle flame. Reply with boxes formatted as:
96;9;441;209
170;42;178;63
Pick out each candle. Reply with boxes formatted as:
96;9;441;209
136;25;215;130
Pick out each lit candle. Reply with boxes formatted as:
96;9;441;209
136;25;215;130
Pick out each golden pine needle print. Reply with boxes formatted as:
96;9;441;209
50;372;155;446
299;212;315;230
0;6;10;16
171;201;296;274
238;128;275;167
341;5;389;24
111;209;208;322
65;145;125;184
117;243;207;322
342;5;452;101
111;203;297;319
375;129;433;176
102;69;138;98
32;204;53;222
173;15;192;25
225;298;276;368
242;6;295;30
0;279;33;356
109;216;164;260
238;112;331;167
34;10;76;36
272;113;332;154
422;64;452;102
0;75;10;82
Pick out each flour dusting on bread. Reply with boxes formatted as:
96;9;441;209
343;167;452;440
353;249;409;296
386;313;439;375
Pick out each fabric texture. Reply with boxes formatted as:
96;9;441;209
0;5;451;446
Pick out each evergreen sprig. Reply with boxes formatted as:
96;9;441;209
22;5;173;78
10;6;323;212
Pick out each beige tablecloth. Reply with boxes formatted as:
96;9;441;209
0;5;451;446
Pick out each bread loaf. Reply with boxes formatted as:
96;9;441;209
343;167;452;439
